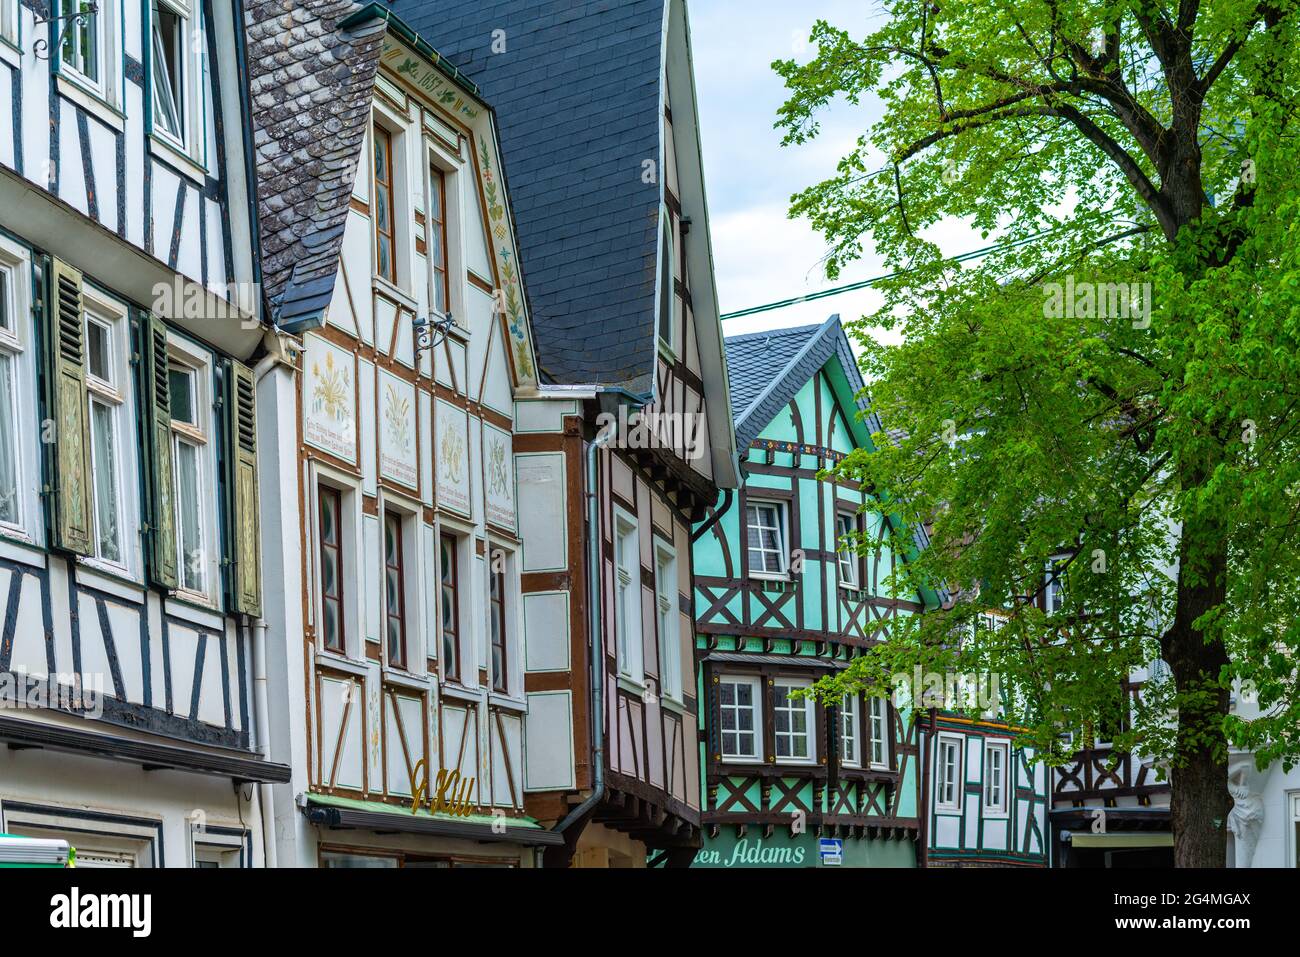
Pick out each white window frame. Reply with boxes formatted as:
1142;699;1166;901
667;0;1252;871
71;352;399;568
836;511;859;589
654;540;681;704
56;0;120;107
868;696;890;769
166;334;218;606
0;0;18;47
936;733;963;812
613;508;643;684
149;0;204;162
379;497;420;676
312;467;362;660
1289;791;1300;869
370;103;412;293
983;740;1010;817
1044;555;1068;614
82;286;140;580
718;674;761;762
773;677;816;765
486;539;520;699
840;693;860;768
745;500;788;578
0;241;40;547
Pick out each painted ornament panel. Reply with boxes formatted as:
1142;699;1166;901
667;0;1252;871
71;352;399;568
304;334;357;462
483;423;516;531
379;369;418;489
435;399;471;516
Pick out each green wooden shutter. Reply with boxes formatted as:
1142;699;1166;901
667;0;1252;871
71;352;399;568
45;258;94;556
226;359;261;617
141;315;178;589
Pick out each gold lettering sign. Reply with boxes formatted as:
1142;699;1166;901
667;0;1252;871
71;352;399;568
408;759;476;817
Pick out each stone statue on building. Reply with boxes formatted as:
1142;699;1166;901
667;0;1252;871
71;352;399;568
1226;768;1264;868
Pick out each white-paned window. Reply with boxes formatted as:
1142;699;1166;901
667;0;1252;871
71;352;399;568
836;511;859;588
840;694;860;768
1289;792;1300;868
60;0;105;89
654;542;681;702
1045;556;1068;614
984;741;1009;815
167;342;215;601
936;735;963;811
614;510;642;682
84;293;135;572
1;0;18;45
719;675;760;761
151;0;202;156
0;244;37;542
746;501;787;576
0;260;21;530
869;696;889;769
773;678;814;763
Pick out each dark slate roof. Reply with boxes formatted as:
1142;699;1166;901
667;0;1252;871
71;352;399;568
245;0;388;326
724;316;883;451
386;0;666;392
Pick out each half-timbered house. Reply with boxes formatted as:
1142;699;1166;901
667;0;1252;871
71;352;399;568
246;1;571;867
690;317;935;868
388;0;740;867
0;0;289;866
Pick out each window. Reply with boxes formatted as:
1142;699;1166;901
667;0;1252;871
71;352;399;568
373;125;397;282
655;543;681;702
719;675;760;761
318;486;344;653
151;1;188;144
0;261;21;530
984;742;1009;815
489;551;507;693
613;511;643;681
1290;793;1300;868
840;694;860;768
773;679;814;763
428;166;449;315
868;696;889;769
439;533;459;681
836;511;859;588
383;512;406;669
1093;689;1127;748
1044;556;1066;614
168;358;209;597
657;216;675;352
85;311;124;566
60;0;104;89
936;735;963;811
1;0;17;44
746;501;787;576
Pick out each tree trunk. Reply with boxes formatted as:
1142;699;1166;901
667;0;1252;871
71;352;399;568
1162;511;1231;868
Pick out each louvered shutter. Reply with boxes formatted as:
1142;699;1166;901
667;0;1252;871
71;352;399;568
141;314;178;589
45;259;94;555
225;359;261;616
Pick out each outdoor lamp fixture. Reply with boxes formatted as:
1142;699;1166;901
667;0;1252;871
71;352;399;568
34;2;100;61
414;312;456;358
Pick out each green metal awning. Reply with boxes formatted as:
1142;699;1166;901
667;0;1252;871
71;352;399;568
1069;832;1174;849
302;794;565;847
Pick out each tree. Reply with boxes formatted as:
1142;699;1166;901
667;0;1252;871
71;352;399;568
775;0;1300;866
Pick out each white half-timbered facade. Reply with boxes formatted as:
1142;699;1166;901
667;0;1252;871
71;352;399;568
0;0;286;867
246;3;560;867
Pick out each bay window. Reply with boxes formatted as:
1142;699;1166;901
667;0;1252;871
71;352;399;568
773;678;814;763
719;675;760;761
745;500;787;576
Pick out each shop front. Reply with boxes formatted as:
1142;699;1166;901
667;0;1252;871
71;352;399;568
692;828;915;869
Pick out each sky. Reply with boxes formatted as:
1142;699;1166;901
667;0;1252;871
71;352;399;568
689;0;978;341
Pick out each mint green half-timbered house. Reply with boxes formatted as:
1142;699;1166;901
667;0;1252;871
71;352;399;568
690;317;934;868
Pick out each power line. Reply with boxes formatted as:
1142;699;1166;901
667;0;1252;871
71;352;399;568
719;229;1059;321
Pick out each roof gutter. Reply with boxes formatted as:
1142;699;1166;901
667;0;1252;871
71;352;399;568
338;3;482;99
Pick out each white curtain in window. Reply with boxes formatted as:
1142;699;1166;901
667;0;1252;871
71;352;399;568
175;440;203;591
91;400;120;562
